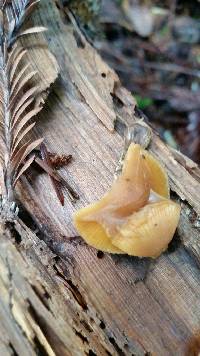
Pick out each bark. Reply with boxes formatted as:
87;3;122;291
0;1;200;355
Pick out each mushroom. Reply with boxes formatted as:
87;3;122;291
73;143;180;257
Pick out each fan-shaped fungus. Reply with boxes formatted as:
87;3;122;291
74;143;180;257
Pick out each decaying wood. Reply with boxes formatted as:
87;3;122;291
0;220;121;356
0;0;200;355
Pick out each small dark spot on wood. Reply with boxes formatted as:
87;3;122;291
105;26;120;41
73;29;85;48
81;319;93;333
110;92;124;109
99;320;106;329
105;350;112;356
9;343;19;356
88;350;97;356
74;329;88;344
126;178;130;182
122;47;133;57
101;72;106;78
109;337;125;356
18;206;38;232
154;223;158;227
13;229;22;244
142;154;146;159
188;209;200;227
68;235;85;244
135;106;149;123
55;0;61;9
170;190;177;198
135;106;144;119
33;335;49;356
44;290;50;300
6;222;22;244
167;229;181;254
97;251;104;259
54;255;60;263
134;278;142;285
189;209;198;223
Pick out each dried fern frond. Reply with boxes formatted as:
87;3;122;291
1;0;46;46
0;0;46;221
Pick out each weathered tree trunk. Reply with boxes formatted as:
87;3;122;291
1;1;200;355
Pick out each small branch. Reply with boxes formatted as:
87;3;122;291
38;143;79;203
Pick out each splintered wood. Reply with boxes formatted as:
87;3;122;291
0;0;200;355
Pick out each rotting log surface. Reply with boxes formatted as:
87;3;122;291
1;1;200;355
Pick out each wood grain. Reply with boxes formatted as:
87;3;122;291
0;0;200;355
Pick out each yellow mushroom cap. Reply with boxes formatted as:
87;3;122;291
142;150;169;199
74;203;124;253
111;200;181;258
74;144;150;253
73;143;180;257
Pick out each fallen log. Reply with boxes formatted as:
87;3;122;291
1;1;200;355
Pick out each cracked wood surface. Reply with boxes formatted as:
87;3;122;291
0;221;118;356
1;0;200;355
